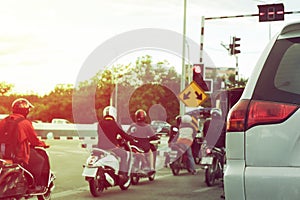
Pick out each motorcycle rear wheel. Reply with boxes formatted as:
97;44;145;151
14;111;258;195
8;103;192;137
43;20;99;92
119;176;131;190
205;157;219;186
194;156;201;165
170;160;181;176
131;175;140;185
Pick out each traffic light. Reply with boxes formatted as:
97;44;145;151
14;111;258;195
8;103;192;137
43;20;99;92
258;3;284;22
193;64;209;91
229;36;241;55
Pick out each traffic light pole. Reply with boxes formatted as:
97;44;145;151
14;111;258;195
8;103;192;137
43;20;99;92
199;8;300;74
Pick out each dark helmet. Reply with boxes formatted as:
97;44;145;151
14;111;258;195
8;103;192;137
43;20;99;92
103;106;117;120
135;109;147;122
12;98;34;117
175;115;181;126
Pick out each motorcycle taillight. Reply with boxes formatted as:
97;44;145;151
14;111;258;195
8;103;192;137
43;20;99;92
206;148;212;155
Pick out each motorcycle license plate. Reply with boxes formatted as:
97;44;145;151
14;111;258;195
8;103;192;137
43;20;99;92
82;167;98;177
201;156;213;165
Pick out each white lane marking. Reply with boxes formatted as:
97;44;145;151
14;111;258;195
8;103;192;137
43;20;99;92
193;186;217;193
52;186;89;199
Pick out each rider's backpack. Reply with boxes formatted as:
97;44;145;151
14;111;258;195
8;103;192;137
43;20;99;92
0;116;24;160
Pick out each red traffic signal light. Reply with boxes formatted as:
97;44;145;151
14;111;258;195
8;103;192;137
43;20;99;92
193;64;203;74
192;64;209;91
258;3;284;22
229;36;241;55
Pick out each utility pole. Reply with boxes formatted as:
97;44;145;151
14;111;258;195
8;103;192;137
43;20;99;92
180;0;187;116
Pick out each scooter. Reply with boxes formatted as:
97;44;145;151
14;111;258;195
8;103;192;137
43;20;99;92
129;135;160;185
82;140;133;197
200;141;225;186
0;146;55;200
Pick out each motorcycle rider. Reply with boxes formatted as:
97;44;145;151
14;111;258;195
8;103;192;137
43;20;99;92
127;109;157;173
203;108;226;149
97;106;137;180
168;115;181;144
164;115;181;167
0;98;49;193
171;114;197;175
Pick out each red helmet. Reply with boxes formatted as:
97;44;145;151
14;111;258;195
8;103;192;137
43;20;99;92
12;98;34;117
135;109;147;122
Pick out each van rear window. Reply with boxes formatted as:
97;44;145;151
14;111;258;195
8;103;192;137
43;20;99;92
253;37;300;105
275;43;300;94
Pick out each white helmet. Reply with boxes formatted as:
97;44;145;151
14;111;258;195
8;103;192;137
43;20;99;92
181;114;192;123
211;108;222;118
103;106;117;120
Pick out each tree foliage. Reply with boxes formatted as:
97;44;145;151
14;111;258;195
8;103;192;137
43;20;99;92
0;82;14;96
1;55;244;125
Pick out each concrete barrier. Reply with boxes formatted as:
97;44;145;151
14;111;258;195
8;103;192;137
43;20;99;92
33;123;163;150
33;123;98;138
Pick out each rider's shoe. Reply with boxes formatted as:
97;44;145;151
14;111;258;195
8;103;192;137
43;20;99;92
191;170;197;175
148;169;156;176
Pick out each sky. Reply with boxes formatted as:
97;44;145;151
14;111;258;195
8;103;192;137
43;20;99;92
0;0;300;95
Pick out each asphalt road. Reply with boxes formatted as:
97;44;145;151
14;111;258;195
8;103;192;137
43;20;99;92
35;139;224;200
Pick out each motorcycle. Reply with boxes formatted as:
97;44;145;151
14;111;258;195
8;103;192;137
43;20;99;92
129;135;160;185
82;140;133;197
200;141;225;186
167;126;200;175
0;146;55;200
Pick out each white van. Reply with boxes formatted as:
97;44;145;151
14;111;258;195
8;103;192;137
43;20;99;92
224;22;300;200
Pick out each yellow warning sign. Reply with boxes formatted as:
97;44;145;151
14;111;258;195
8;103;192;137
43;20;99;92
178;81;208;107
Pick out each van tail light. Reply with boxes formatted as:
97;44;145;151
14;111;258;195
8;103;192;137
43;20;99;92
227;99;249;132
227;99;298;132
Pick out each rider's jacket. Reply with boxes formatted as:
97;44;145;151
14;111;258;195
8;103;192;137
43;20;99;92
127;121;155;138
97;117;134;150
175;123;195;147
0;113;47;164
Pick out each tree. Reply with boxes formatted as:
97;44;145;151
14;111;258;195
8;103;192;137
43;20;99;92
227;74;248;88
41;84;74;122
0;82;14;96
73;55;181;124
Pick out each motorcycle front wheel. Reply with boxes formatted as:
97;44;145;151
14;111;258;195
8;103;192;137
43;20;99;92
89;170;105;197
89;178;105;197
